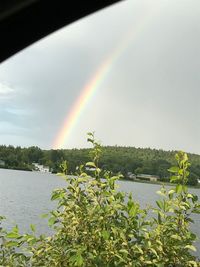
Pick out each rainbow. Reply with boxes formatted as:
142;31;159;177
52;5;160;149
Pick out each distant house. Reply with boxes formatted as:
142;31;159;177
0;159;5;166
42;166;50;173
136;174;159;182
127;172;136;180
32;163;50;173
197;179;200;184
85;167;96;172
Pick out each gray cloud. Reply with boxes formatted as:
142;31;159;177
0;0;200;153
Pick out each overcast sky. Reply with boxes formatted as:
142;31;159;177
0;0;200;153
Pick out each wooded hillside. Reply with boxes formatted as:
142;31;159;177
1;145;200;185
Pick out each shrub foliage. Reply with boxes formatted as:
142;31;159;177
0;133;200;266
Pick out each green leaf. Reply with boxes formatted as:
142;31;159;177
175;184;183;194
170;175;178;183
6;241;19;247
41;213;49;219
184;245;196;251
168;166;179;173
158;212;162;224
171;234;181;240
168;189;175;199
119;249;129;256
187;261;198;267
182;185;188;193
48;217;57;226
6;232;20;239
186;217;194;223
76;254;84;266
192;209;200;214
168;189;175;195
129;205;138;217
77;177;88;183
149;248;158;257
30;224;36;232
193;195;198;202
156;200;163;210
51;189;65;201
12;225;19;233
187;193;193;199
85;162;96;168
102;230;110;240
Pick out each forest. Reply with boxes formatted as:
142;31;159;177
0;144;200;185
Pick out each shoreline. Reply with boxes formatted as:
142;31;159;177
1;166;200;189
122;177;200;189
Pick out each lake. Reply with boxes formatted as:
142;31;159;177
0;168;200;255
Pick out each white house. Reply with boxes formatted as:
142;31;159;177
127;172;136;180
33;163;50;173
136;174;159;182
0;159;5;166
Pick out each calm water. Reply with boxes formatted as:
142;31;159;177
0;168;199;255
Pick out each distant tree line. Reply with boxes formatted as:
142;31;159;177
0;145;200;185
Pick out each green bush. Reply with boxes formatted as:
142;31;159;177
0;133;200;266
